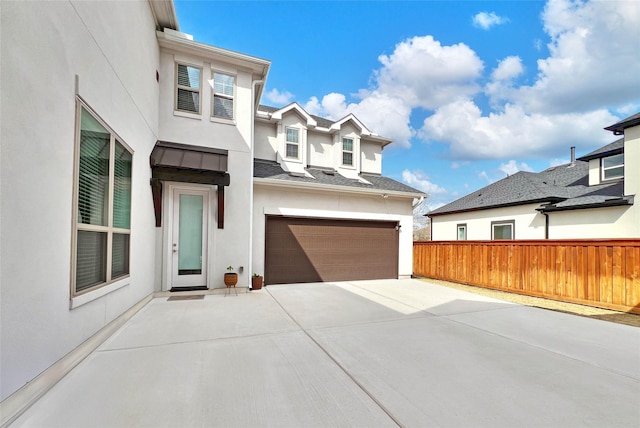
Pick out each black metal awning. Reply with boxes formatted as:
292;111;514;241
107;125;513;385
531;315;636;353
150;141;230;228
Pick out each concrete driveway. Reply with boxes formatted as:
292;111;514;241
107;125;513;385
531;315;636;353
10;279;640;427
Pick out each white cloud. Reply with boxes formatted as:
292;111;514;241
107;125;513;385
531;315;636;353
473;12;509;30
264;88;294;105
420;100;618;159
478;171;492;183
374;36;484;109
491;56;524;81
402;170;447;195
498;160;534;176
511;0;640;113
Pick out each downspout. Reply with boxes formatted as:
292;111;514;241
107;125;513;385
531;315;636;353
542;211;549;239
248;79;264;289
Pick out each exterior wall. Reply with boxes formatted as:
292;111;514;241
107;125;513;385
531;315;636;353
156;45;256;289
1;1;159;400
254;121;277;161
308;131;334;168
431;204;546;241
548;205;639;238
623;125;640;199
252;185;415;278
587;159;600;186
361;141;382;174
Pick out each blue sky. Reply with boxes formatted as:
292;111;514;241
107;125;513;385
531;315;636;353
174;0;640;212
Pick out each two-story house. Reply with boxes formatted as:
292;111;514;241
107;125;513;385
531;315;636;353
428;113;639;240
0;0;423;419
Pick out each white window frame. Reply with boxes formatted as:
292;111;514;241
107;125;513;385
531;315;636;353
211;71;235;121
601;153;624;181
71;99;133;299
491;220;514;240
175;62;202;114
285;127;300;159
457;224;467;240
342;137;354;166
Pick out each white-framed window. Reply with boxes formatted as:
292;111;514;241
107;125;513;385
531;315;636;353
72;100;132;296
175;63;201;113
285;127;299;159
601;154;624;181
342;137;354;166
212;72;235;119
491;220;514;240
457;224;467;240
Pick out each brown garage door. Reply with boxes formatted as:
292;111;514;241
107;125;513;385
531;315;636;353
265;216;399;285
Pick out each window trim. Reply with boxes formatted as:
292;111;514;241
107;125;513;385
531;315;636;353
491;220;515;240
285;126;300;160
71;99;133;299
211;71;236;121
342;137;354;166
175;62;202;115
457;223;467;240
601;153;624;182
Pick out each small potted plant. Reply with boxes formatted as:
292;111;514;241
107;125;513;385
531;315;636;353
224;265;238;287
251;273;263;290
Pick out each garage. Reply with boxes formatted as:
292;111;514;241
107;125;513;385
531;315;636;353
265;216;399;285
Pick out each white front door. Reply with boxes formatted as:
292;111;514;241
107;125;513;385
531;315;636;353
171;188;208;288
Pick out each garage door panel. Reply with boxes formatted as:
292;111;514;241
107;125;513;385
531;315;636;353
265;217;399;284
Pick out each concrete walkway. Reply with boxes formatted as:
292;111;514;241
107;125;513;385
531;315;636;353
10;279;640;427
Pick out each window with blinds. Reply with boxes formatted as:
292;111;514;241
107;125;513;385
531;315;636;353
342;137;354;166
176;64;201;113
285;127;299;159
73;102;132;295
212;72;234;119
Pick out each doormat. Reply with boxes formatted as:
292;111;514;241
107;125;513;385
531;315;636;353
167;295;205;301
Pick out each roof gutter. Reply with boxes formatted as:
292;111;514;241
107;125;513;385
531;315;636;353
253;177;425;199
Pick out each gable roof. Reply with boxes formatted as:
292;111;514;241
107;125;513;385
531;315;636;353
428;143;632;217
254;159;424;198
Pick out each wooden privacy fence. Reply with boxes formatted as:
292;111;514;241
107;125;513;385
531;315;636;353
413;240;640;314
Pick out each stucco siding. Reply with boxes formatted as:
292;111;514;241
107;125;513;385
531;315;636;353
1;1;159;400
308;131;334;168
252;185;414;279
254;121;277;161
361;141;382;174
548;206;639;238
431;204;546;241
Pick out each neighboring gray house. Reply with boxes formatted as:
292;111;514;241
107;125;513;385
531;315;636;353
428;114;640;240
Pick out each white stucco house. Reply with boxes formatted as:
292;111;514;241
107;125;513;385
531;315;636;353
428;113;640;240
0;0;423;421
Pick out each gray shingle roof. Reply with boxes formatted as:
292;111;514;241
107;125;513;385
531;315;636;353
253;159;423;196
429;150;630;216
605;112;640;134
258;105;335;129
577;138;624;161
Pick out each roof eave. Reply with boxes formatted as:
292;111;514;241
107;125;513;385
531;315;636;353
148;0;179;31
428;197;565;217
537;196;634;213
254;177;425;199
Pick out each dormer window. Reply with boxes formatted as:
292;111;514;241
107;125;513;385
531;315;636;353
212;72;235;119
176;63;201;113
342;138;354;166
602;154;624;181
286;127;299;159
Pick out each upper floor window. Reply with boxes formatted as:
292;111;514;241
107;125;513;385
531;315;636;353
491;220;514;240
342;137;354;166
286;127;299;159
602;154;624;181
212;72;235;119
176;63;201;113
73;102;132;296
457;224;467;240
